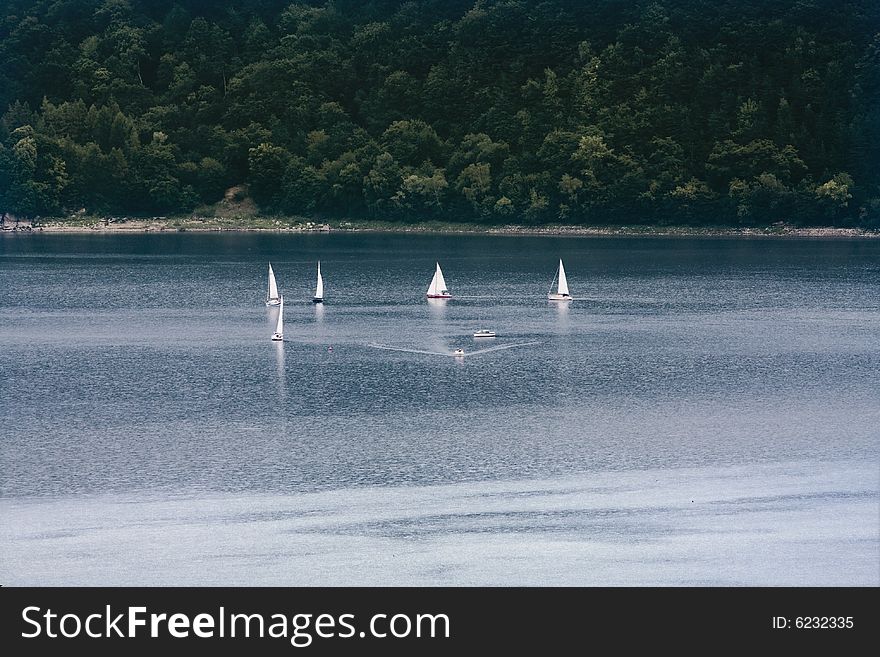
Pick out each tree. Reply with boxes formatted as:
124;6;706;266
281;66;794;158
815;172;854;223
399;167;448;217
668;178;717;223
248;142;290;211
381;120;445;168
0;0;873;226
1;125;69;216
456;162;494;217
363;152;402;218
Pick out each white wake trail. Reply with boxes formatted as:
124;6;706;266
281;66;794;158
368;344;451;357
463;341;540;356
368;341;540;358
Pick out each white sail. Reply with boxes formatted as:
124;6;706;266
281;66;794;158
427;265;438;296
548;259;572;300
557;259;569;296
273;296;284;338
427;262;450;297
315;261;324;299
267;263;279;301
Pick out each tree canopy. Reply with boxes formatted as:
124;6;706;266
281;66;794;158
0;0;877;227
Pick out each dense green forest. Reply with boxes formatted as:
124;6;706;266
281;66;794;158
0;0;877;226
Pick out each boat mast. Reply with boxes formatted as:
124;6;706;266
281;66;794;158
274;296;284;336
548;263;559;295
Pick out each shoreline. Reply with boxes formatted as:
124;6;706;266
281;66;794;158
3;217;878;239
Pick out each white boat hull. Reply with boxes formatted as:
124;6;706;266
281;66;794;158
547;293;572;301
271;333;283;341
473;331;496;338
266;299;282;307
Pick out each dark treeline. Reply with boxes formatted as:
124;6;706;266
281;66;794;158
0;0;877;226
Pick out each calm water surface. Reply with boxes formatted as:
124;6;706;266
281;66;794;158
1;232;877;584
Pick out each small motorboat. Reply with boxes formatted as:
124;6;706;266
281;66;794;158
453;348;465;357
473;329;496;338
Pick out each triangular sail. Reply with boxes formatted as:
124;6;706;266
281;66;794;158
274;296;284;335
427;266;437;295
315;261;324;299
427;262;448;296
435;263;447;292
557;259;569;296
267;263;279;300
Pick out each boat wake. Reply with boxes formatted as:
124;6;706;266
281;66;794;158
462;341;540;356
368;341;540;358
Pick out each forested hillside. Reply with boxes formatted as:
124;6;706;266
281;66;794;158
0;0;877;226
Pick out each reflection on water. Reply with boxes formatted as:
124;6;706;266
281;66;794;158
2;460;876;585
266;305;280;339
426;297;448;315
551;298;570;331
1;232;877;587
426;296;449;353
274;340;286;399
0;232;878;497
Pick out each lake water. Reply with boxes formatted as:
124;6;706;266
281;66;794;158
1;232;878;585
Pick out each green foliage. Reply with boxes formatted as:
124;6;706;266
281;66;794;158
247;142;289;211
0;0;876;226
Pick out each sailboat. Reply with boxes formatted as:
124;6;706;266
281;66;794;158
271;296;284;341
266;263;282;306
313;261;324;304
547;259;572;301
426;262;452;299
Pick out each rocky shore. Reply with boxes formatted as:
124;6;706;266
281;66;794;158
4;216;878;238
